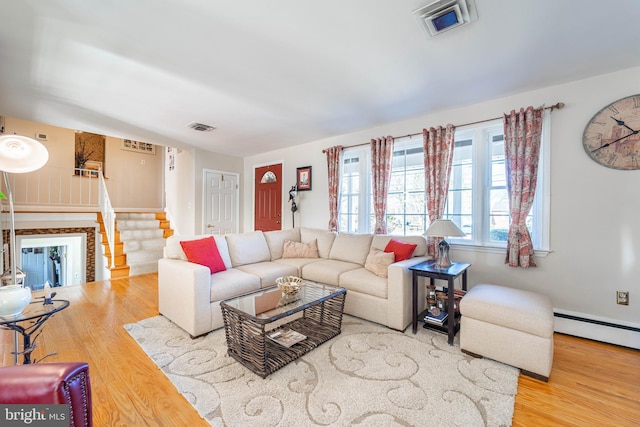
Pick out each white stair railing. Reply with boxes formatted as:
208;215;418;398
1;165;118;269
4;165;101;208
98;171;116;268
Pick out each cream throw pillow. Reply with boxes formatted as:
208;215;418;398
364;248;395;278
282;239;319;258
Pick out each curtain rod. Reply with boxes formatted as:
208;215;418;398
322;102;564;153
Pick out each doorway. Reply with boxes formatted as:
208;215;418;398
21;245;66;289
17;234;85;288
254;163;282;231
203;169;239;235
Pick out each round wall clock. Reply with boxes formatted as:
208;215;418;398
582;94;640;170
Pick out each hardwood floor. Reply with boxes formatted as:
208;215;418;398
1;274;639;426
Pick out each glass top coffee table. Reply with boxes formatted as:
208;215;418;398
220;281;346;378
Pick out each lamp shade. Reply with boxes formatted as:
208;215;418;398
425;219;466;237
0;135;49;173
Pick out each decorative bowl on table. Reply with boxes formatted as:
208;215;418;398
0;285;32;317
276;276;303;295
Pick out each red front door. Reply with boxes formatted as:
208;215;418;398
254;163;282;231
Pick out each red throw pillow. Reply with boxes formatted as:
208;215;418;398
384;238;418;262
180;237;227;274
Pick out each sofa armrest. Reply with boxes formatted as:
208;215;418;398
386;256;430;331
158;258;212;337
0;362;92;427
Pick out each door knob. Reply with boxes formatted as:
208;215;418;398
276;221;281;224
207;224;215;228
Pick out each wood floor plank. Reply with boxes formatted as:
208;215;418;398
2;274;639;426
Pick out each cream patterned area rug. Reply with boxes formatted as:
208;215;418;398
124;315;518;427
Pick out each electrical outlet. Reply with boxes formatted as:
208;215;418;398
616;291;629;305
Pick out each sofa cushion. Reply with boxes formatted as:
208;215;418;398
165;234;232;269
180;236;227;274
339;267;388;299
329;233;373;265
282;239;319;259
371;235;427;257
364;248;395;278
226;231;271;267
384;238;418;261
236;262;298;288
210;269;261;302
302;259;361;286
264;228;301;260
300;228;337;259
273;258;323;277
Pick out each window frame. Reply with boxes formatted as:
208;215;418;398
337;112;551;254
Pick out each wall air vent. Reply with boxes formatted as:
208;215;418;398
186;122;216;132
413;0;478;37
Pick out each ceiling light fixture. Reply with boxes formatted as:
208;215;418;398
413;0;478;37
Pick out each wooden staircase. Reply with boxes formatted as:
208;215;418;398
98;212;173;279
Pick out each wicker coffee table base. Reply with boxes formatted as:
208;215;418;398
221;291;345;378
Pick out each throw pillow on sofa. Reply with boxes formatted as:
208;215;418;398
180;236;227;274
282;239;319;258
364;248;395;278
384;238;418;262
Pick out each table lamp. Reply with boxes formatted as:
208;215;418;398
425;219;466;269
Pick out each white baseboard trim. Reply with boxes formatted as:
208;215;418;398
554;309;640;350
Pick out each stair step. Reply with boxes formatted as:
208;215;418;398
123;238;166;252
97;211;173;279
117;213;158;220
117;219;161;230
119;229;164;240
109;265;131;279
129;261;159;276
126;249;164;264
103;253;127;266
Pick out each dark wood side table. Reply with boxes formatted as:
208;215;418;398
0;299;70;364
410;260;470;345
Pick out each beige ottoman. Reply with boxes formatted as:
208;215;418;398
460;284;554;381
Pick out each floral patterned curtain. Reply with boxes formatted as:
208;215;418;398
423;124;456;257
371;136;394;234
504;106;544;268
325;145;344;232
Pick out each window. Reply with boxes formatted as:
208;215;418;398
339;149;369;233
386;145;426;236
338;115;550;251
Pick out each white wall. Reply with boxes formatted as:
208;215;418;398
244;67;640;346
3;117;164;210
164;147;196;235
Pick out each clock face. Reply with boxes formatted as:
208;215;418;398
582;94;640;170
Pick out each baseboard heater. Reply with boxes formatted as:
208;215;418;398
554;311;640;349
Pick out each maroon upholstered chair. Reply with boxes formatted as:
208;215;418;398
0;362;92;427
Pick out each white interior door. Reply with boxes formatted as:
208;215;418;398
22;247;46;289
203;170;239;235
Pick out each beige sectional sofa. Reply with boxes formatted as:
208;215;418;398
158;227;428;337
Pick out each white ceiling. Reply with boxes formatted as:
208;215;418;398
1;0;640;157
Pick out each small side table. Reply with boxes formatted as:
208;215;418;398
410;260;470;345
0;299;70;364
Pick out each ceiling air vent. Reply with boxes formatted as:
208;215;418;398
413;0;478;37
186;122;216;132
